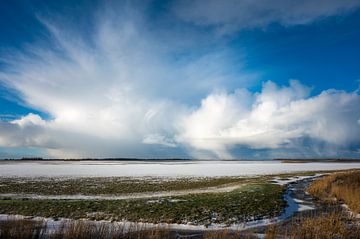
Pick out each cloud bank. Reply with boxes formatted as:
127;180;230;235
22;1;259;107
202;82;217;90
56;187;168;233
178;81;360;158
174;0;360;34
0;0;360;159
1;75;360;158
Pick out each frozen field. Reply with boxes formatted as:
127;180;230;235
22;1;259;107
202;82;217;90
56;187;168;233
1;160;360;177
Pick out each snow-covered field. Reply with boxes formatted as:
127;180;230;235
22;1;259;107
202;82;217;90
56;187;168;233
1;160;360;177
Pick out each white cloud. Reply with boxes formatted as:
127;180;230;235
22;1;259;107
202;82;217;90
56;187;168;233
177;80;360;158
173;0;360;34
0;118;48;148
11;113;46;127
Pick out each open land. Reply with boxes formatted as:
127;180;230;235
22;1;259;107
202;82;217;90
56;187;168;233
0;160;360;238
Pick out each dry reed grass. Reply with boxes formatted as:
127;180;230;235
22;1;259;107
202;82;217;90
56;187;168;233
2;213;359;239
0;219;173;239
0;218;46;239
265;211;360;239
308;170;360;213
0;218;260;239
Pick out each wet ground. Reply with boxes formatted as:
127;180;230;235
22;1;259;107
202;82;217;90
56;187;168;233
1;174;358;238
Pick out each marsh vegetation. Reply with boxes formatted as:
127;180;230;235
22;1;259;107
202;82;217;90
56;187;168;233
308;170;360;213
0;183;285;225
1;170;360;238
0;177;251;196
1;211;360;239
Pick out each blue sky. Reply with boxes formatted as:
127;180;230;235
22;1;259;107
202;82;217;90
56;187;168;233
1;0;360;159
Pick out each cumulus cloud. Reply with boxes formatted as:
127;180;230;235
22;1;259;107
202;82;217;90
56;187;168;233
12;113;46;127
177;80;360;158
173;0;360;34
0;114;47;148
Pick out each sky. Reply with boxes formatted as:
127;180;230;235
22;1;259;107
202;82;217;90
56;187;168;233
0;0;360;159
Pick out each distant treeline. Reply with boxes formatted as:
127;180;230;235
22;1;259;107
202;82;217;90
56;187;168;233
1;157;359;162
275;158;360;163
1;157;194;161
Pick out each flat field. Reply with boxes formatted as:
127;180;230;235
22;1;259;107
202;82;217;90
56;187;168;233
1;161;360;238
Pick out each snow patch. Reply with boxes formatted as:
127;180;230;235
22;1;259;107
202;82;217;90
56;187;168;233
1;161;360;177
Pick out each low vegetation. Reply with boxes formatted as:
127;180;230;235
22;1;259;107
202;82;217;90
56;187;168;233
0;171;327;196
308;170;360;213
0;177;252;196
0;183;285;225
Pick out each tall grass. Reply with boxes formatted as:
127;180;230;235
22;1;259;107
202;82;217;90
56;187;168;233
264;211;360;239
0;219;172;239
308;170;360;213
0;218;260;239
289;213;360;238
58;222;175;239
202;230;256;239
0;218;46;239
1;213;359;239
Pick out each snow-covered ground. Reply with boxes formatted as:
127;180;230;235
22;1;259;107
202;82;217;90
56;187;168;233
0;183;244;200
1;160;360;177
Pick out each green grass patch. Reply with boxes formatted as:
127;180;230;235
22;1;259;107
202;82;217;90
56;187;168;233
0;183;285;225
0;177;253;196
0;170;338;196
